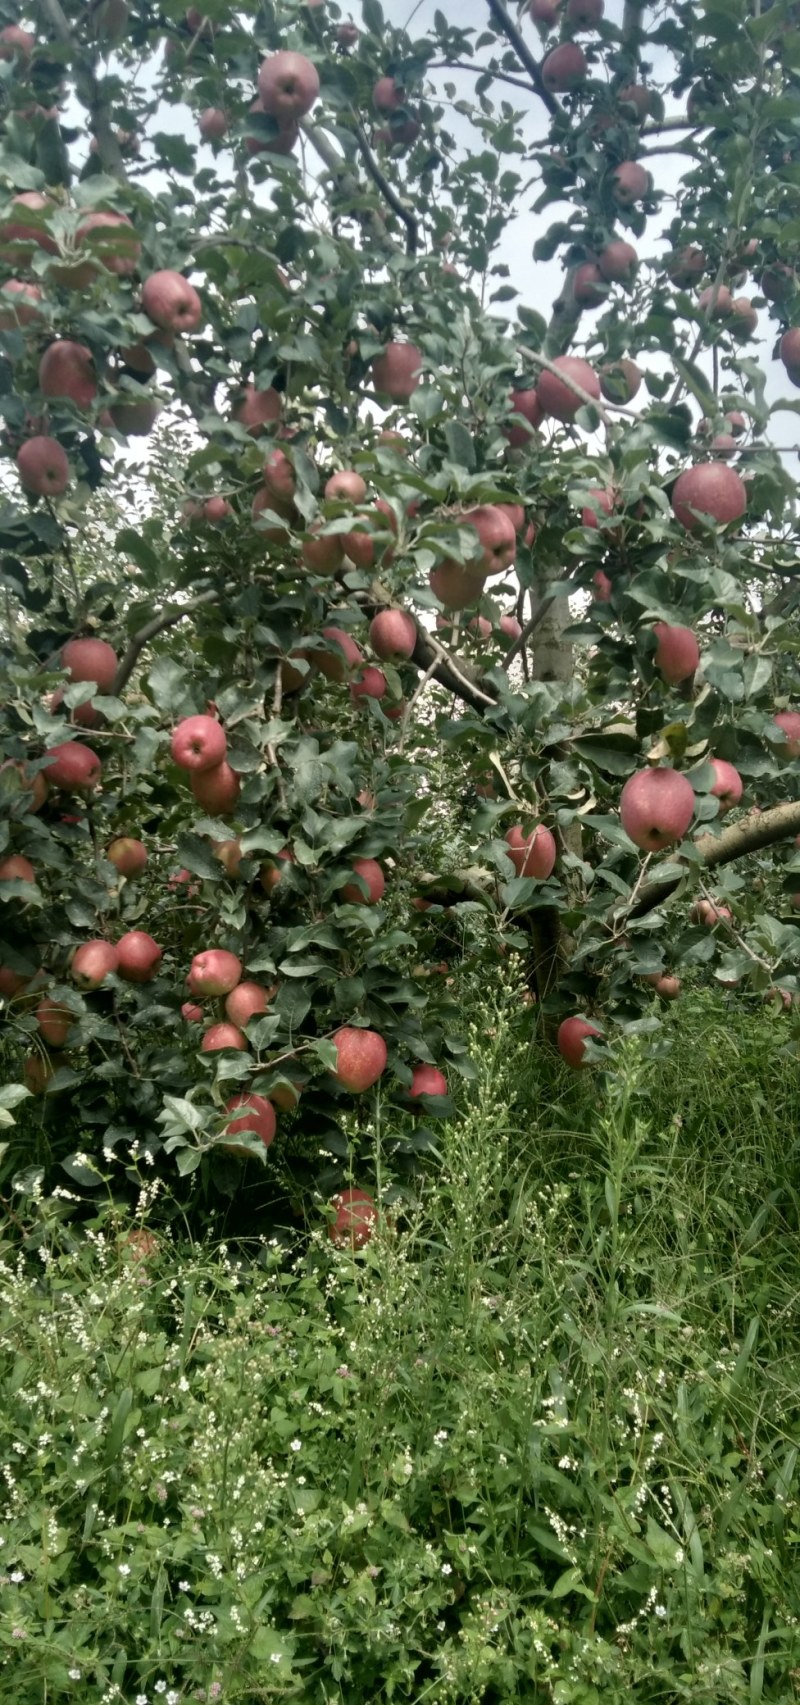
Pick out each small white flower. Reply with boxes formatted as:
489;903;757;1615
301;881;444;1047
9;1569;24;1583
155;1686;167;1697
441;1563;452;1575
290;1438;302;1452
68;1670;81;1681
118;1563;131;1576
167;1692;179;1703
135;1696;148;1705
270;1652;281;1664
178;1580;190;1592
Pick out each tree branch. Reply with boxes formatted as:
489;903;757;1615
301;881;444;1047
485;0;560;117
629;802;800;921
38;0;127;181
502;590;556;671
351;119;418;254
112;588;222;695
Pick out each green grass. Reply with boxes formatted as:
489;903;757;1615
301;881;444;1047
2;984;800;1702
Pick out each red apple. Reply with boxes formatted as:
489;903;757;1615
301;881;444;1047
107;836;147;876
224;980;274;1025
779;328;800;376
541;43;587;90
340;857;385;904
0;854;35;883
263;447;296;505
199;106;228;141
495;503;526;536
598;240;638;283
671;464;746;529
461;505;516;577
75;210;140;278
617;83;655;119
260;848;293;891
536;356;600;422
71;940;119;989
772;710;800;758
653;974;680;999
566;0;603;21
117;930;162;982
325;468;367;502
62;637;118;692
573;262;606;307
23;1053;54;1094
0;279;44;328
188;761;239;812
337;21;360;46
408;1064;448;1098
302;526;344;574
233;383;282;434
730;296;757;337
709;758;743;814
332;1026;388;1091
189;949;242;997
223;1092;276;1151
373;75;403;112
182;1001;203;1022
505;388;543;447
666;246;706;288
691;898;731;927
327;1186;377;1247
581;487;614;529
39;341;97;409
369;609;417;660
428;560;486;610
619;768;695;851
0;23;35;57
557;1015;601;1068
593;568;613;602
371;342;422;402
350;665;388;704
652;622;700;684
500;613;522;642
281;651;317;694
201;1023;247;1053
600;358;641;402
0;193;57;263
171;714;227;773
141;270;202;333
762;265;795;302
342;501;397;570
318;627;363;682
17;434;70;498
258;51;320;120
43;742;101;793
213;837;242;876
612;161;650;205
528;0;559;22
36;997;73;1048
504;824;557;879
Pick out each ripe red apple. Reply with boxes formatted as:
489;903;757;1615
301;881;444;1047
189;949;242;997
233;383;282;434
75;210;141;278
0;964;30;997
23;1053;55;1094
337;21;360;46
619;767;695;851
341;857;385;904
528;0;559;21
557;1015;601;1068
671;464;746;529
0;23;35;57
541;43;587;90
201;1023;247;1053
617;82;655;119
171;714;227;773
600;358;641;403
500;613;522;642
505;388;543;447
349;666;389;706
593;568;613;602
371;342;422;402
258;50;320;120
0;279;44;330
332;1026;388;1091
408;1064;448;1099
223;1092;276;1152
710;758;742;814
612;161;650;205
652;622;700;684
504;824;557;879
779;328;800;377
39;342;97;409
368;609;416;660
199;106;228;141
182;1000;203;1022
328;1186;377;1247
190;762;240;812
429;560;486;610
224;980;274;1026
62;637;118;693
495;503;526;536
142;270;202;333
597;240;638;283
263;447;296;505
566;0;602;20
691;898;731;927
117;930;162;982
467;616;492;641
581;487;614;529
0;854;35;883
709;433;736;459
71;940;119;989
461;505;516;577
302;526;344;575
36;997;73;1048
653;974;680;999
342;501;397;570
213;837;242;876
107;836;147;876
536;356;600;422
697;283;733;320
51;687;101;731
317;627;363;682
573;262;606;307
14;435;68;498
666;245;706;288
43;742;101;793
762;265;795;302
0;759;48;813
325;468;367;503
772;710;800;758
373;74;403;112
260;848;293;891
0;193;57;263
730;296;757;337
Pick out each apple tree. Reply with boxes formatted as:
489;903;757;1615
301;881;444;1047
2;0;800;1215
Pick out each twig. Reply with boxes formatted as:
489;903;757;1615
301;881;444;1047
428;58;535;93
112;588;222;695
351;118;418;254
485;0;560;117
267;667;287;810
698;877;775;979
502;591;556;671
398;655;439;751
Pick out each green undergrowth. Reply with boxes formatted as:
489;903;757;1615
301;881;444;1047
2;985;800;1703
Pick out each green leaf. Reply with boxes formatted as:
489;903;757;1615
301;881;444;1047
444;421;476;471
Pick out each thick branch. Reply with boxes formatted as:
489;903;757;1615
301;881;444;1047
38;0;127;180
630;802;800;921
486;0;560;117
502;590;555;670
112;588;221;695
351;119;418;254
